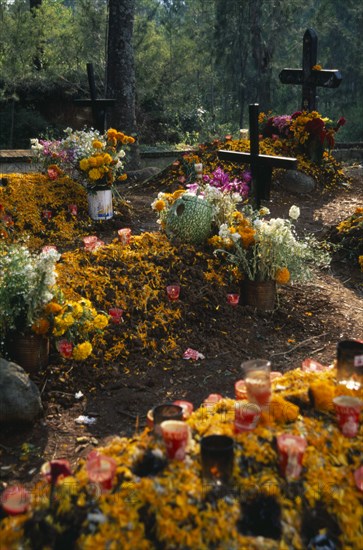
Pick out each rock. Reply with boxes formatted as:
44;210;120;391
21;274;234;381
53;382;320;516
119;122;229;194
0;358;43;424
277;170;316;194
126;167;160;183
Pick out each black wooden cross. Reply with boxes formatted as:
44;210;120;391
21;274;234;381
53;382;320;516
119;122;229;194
74;63;116;133
279;28;342;111
218;104;297;208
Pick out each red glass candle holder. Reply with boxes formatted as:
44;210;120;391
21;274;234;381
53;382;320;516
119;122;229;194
160;420;189;460
173;400;194;420
152;403;183;436
333;395;363;438
234;380;248;400
86;453;117;492
227;293;239;306
109;307;124;324
68;204;78;216
42;209;52;220
118;228;132;244
166;284;180;301
234;400;261;433
242;359;272;411
1;485;30;515
277;434;307;481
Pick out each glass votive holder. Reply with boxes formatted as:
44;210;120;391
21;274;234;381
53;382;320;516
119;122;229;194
173;400;194;420
160;420;189;460
227;293;239;306
153;403;183;436
42;209;52;220
332;395;363;438
86;453;117;492
200;435;234;484
234;380;248;400
68;203;78;216
118;228;132;244
234;400;261;433
242;358;272;410
276;434;307;481
166;284;180;301
109;307;124;324
0;485;30;515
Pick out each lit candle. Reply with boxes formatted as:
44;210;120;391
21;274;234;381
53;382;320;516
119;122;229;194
166;284;180;301
118;228;132;244
276;434;307;481
227;293;239;306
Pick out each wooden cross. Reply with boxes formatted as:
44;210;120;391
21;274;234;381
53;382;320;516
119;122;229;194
218;104;297;208
74;63;116;133
279;28;342;111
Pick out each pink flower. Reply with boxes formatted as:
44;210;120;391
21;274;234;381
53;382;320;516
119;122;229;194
47;168;59;180
57;339;73;358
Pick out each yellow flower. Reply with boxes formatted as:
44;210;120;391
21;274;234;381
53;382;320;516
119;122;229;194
107;128;118;139
154;199;166;212
275;267;290;284
118;174;128;181
103;153;113;164
79;158;89;171
312;64;322;71
92;140;103;149
88;168;102;181
72;341;92;361
93;314;109;330
44;302;63;314
32;317;50;335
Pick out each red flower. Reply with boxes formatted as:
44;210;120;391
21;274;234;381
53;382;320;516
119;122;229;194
57;339;73;358
337;116;346;127
291;111;302;119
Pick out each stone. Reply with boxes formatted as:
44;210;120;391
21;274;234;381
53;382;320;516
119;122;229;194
277;170;316;194
0;358;43;424
125;167;160;183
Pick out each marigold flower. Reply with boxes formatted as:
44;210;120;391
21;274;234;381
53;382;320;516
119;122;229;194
32;318;50;335
275;267;290;284
92;140;103;149
107;128;118;139
79;158;89;171
118;174;128;181
44;302;63;314
72;341;92;361
88;168;102;181
93;314;109;330
154;199;166;212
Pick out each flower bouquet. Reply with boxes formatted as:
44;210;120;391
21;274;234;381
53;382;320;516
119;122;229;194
210;205;331;284
259;110;346;164
31;127;135;192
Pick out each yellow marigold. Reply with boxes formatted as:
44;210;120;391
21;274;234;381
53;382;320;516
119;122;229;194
172;189;185;200
63;313;75;327
118;173;128;181
355;207;363;214
309;380;335;411
312;64;322;71
154;199;166;212
88;157;98;167
79;158;89;171
92;140;103;149
72;341;93;361
103;153;112;164
93;314;109;330
71;302;83;318
88;168;102;181
208;235;224;248
127;136;135;144
275;267;290;285
32;318;50;335
107;128;118;139
267;395;300;423
239;227;255;248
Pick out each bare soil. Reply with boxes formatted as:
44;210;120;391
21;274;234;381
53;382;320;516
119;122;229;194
0;164;362;490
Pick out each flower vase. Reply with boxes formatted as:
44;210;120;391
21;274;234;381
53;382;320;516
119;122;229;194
87;188;113;220
240;279;276;311
6;332;49;375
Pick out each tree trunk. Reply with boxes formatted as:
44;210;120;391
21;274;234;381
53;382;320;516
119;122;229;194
106;0;140;168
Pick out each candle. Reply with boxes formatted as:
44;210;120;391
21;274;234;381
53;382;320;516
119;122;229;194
234;400;261;432
173;400;194;420
227;293;239;306
1;485;30;515
194;163;203;179
239;129;249;140
152;403;183;436
166;284;180;301
200;435;234;484
118;228;132;244
86;452;117;492
68;204;78;216
42;209;52;220
109;307;124;324
160;420;189;460
234;380;248;400
333;395;363;438
276;434;307;481
41;459;72;483
242;359;272;410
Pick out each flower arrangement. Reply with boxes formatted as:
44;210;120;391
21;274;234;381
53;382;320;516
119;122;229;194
52;298;109;361
151;166;251;230
210;205;331;283
31;127;135;192
260;110;346;164
0;243;61;339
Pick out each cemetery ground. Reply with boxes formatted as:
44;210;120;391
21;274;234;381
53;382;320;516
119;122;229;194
0;160;362;494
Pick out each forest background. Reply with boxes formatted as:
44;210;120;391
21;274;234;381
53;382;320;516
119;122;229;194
0;0;362;150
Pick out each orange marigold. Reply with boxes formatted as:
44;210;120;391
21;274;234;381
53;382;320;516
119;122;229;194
275;267;290;285
32;318;50;335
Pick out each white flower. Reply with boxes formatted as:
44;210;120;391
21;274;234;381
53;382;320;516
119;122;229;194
289;205;300;220
259;207;270;216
